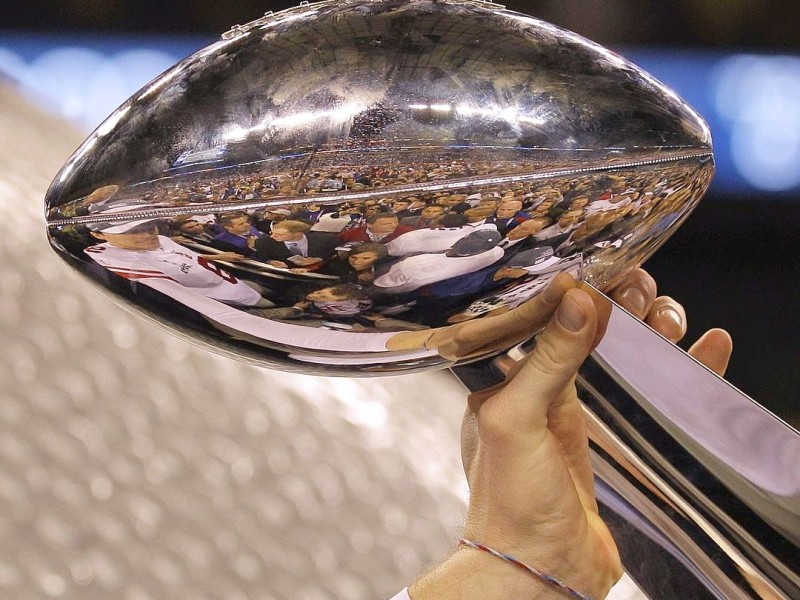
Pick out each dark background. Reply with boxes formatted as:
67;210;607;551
5;0;800;50
4;0;798;424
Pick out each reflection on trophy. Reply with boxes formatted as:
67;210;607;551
44;1;799;597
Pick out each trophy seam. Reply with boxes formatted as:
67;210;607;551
46;150;713;227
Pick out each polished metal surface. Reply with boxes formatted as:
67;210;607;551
585;303;800;599
44;0;713;375
7;82;646;600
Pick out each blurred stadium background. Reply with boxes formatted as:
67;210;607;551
0;1;797;599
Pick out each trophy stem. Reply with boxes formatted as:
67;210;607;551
452;299;800;600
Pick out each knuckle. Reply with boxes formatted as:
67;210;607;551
527;335;566;378
477;399;521;447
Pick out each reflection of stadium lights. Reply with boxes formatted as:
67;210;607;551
593;45;628;69
96;105;131;136
455;105;488;117
222;103;366;142
505;13;586;48
222;120;271;142
517;114;545;125
138;65;187;101
58;137;97;183
456;104;544;126
408;104;452;112
3;33;798;195
266;9;318;29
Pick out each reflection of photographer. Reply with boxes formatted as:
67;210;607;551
324;243;391;285
260;284;372;321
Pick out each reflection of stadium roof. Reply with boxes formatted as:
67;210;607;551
170;146;227;169
48;0;710;206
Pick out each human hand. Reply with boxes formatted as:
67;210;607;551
412;274;620;599
410;269;733;600
205;252;246;263
289;256;323;267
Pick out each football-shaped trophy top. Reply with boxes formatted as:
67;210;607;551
45;0;713;375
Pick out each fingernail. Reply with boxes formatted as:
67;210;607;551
543;275;569;304
557;295;587;332
618;287;646;317
657;307;684;334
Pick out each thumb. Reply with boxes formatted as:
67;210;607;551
494;288;598;428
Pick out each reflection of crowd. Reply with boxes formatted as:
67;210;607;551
56;155;713;332
83;217;274;310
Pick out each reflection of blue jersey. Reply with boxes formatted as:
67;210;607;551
421;265;501;298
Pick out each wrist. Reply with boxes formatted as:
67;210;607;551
410;545;595;600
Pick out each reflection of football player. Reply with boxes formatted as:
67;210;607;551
386;222;499;256
85;219;268;307
374;230;504;294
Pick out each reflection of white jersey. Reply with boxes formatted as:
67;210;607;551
85;235;261;306
532;222;580;242
385;223;498;256
374;247;504;293
584;196;631;216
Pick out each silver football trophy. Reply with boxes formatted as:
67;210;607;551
44;1;799;597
